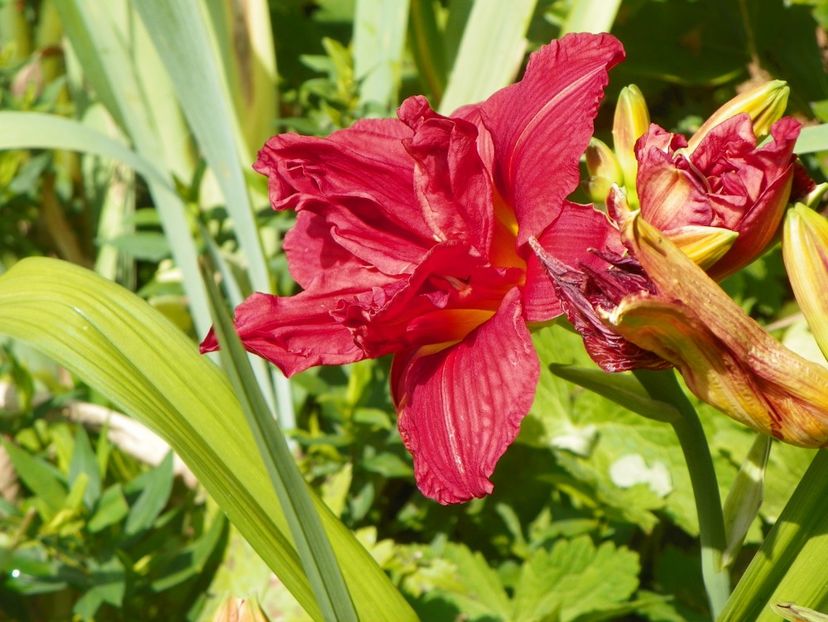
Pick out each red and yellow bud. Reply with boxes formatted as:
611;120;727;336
605;213;828;447
783;204;828;359
612;84;650;208
686;80;790;154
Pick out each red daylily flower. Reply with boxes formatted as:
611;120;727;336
201;33;625;504
635;114;802;279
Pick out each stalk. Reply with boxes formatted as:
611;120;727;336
634;369;730;619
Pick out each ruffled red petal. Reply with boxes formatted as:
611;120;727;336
393;288;539;504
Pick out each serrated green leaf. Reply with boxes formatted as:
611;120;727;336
512;536;640;622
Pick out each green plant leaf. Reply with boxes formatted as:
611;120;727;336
88;484;130;533
353;0;411;111
795;123;828;154
203;259;358;621
720;450;828;622
1;439;66;518
68;426;101;510
547;363;679;423
562;0;622;34
0;257;415;622
512;536;640;622
438;0;538;113
124;452;174;536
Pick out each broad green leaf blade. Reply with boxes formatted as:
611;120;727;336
547;363;679;423
720;450;828;622
0;258;416;622
795;124;828;154
438;0;538;113
353;0;411;111
562;0;622;35
204;263;357;621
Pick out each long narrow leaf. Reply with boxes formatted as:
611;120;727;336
133;0;270;295
548;363;679;423
57;1;211;337
134;0;291;424
353;0;411;111
562;0;623;34
0;258;417;622
720;450;828;621
795;123;828;154
0;112;171;191
203;262;357;622
438;0;538;114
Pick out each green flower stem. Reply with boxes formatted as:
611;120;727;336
634;369;730;619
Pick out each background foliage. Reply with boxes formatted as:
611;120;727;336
1;0;827;620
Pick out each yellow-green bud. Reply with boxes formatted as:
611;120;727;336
783;204;828;360
612;84;650;209
584;137;623;203
686;80;789;154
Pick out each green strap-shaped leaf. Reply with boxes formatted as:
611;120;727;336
562;0;622;35
720;450;828;622
0;257;416;622
795;124;828;154
354;0;411;111
204;261;357;621
438;0;538;114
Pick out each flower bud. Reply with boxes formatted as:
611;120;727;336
783;203;828;359
686;80;789;154
211;598;270;622
612;84;650;208
584;137;623;203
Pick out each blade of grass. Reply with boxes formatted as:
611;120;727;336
438;0;538;113
354;0;411;112
0;257;417;622
203;260;358;622
561;0;622;34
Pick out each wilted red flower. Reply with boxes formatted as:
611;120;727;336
635;114;802;279
201;33;624;504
